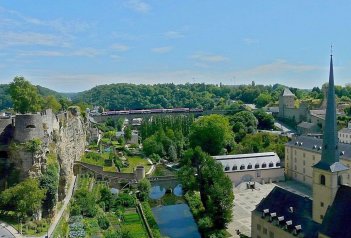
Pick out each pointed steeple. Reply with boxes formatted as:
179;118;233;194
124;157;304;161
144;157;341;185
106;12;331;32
313;54;348;172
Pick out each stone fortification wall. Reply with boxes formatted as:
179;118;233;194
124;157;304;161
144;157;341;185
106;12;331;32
56;107;86;200
41;109;59;136
13;114;44;142
9;107;86;200
279;106;309;123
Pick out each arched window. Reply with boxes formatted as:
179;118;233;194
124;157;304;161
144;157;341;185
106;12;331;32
320;175;326;185
224;166;230;171
269;162;274;168
240;165;245;170
232;165;238;171
262;163;267;168
276;162;281;167
255;163;260;169
247;164;253;169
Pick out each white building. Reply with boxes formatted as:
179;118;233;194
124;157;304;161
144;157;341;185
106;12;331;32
213;152;284;186
338;122;351;144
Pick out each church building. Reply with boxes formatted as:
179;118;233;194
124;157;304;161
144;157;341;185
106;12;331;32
251;54;351;238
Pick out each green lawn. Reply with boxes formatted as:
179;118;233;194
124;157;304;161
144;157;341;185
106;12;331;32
121;156;152;173
121;210;148;238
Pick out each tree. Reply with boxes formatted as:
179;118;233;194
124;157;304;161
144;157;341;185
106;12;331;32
231;111;257;132
9;76;43;114
202;158;234;229
124;126;132;142
43;95;61;113
137;178;151;202
99;187;113;211
74;189;98;217
40;164;59;212
254;109;275;130
189;115;233;155
0;178;46;218
178;147;234;231
255;93;272;108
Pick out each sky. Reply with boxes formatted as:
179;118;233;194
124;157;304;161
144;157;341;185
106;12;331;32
1;1;351;92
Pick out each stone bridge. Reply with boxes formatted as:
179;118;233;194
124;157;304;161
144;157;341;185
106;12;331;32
148;175;179;190
91;110;235;123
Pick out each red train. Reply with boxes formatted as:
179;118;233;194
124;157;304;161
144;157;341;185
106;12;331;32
103;108;203;116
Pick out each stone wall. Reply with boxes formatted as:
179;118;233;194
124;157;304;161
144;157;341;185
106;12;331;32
56;108;86;200
13;114;45;142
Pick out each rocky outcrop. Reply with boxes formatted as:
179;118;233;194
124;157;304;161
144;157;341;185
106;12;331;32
56;108;86;200
8;107;86;200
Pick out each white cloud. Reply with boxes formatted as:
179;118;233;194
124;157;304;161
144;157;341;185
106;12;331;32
0;31;70;47
164;31;184;39
191;53;228;63
151;46;173;54
125;0;151;13
236;59;320;77
111;44;130;52
17;48;102;57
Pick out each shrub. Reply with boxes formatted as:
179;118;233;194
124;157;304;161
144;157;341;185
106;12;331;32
97;215;110;230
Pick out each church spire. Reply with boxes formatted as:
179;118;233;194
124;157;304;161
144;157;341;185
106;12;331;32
321;54;339;164
313;53;348;171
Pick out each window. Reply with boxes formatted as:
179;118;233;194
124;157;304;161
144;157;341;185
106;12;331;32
240;165;245;170
320;215;324;220
303;153;305;158
294;165;297;170
263;228;267;234
262;163;267;168
225;166;230;171
247;164;253;169
255;163;260;169
269;162;274;168
276;162;280;167
303;168;305;173
321;202;324;207
303;160;306;165
232;165;237;171
320;175;326;185
313;155;315;161
257;224;261;231
294;150;297;155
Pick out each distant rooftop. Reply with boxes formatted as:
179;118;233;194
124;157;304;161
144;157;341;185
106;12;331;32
282;88;295;97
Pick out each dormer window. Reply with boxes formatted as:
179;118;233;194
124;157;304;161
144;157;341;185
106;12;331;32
232;165;237;171
262;163;267;168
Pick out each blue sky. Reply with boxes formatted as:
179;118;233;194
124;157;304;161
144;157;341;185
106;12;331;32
1;1;351;92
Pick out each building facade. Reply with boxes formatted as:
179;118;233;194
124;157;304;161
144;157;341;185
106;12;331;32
214;152;285;186
252;55;351;238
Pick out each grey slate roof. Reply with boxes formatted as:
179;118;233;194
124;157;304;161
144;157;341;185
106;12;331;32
339;128;351;134
254;186;320;238
282;88;295;97
320;185;351;238
286;136;351;161
298;122;316;129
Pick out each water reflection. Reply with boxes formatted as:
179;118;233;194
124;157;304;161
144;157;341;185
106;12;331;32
149;186;166;199
173;184;183;197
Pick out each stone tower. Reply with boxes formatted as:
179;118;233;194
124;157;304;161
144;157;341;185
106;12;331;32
278;88;295;118
312;54;349;224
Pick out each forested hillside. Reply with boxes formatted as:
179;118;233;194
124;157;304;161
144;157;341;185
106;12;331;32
71;83;315;110
6;81;351;112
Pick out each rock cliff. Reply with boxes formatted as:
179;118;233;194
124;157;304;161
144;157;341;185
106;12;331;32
7;107;86;200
